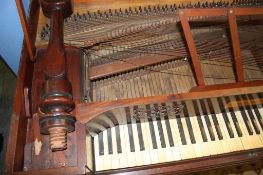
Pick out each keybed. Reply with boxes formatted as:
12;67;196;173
86;93;263;171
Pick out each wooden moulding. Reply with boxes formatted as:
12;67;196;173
89;51;185;80
179;10;205;86
15;0;35;61
228;9;244;82
95;148;263;175
76;80;263;124
28;47;86;174
181;7;263;17
178;7;263;83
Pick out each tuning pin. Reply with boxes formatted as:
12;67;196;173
231;0;236;6
73;14;77;21
114;9;119;16
205;1;209;7
153;6;157;13
128;7;132;15
139;6;143;13
108;9;113;17
124;9;129;16
134;7;139;15
226;1;230;7
93;12;97;19
103;11;109;19
143;6;148;15
119;8;123;16
173;4;177;10
148;5;152;13
86;11;91;19
186;2;192;8
76;13;81;19
156;5;161;12
82;13;87;20
161;5;165;13
97;10;103;18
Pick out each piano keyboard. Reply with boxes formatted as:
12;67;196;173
86;93;263;171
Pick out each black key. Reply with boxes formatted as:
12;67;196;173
199;99;216;141
224;97;243;137
192;100;208;142
146;105;158;149
154;104;166;148
107;128;113;154
247;94;263;130
133;106;145;151
125;107;135;152
173;102;187;145
206;98;223;140
115;125;122;153
234;95;253;135
217;97;235;138
161;103;174;147
240;95;260;134
182;101;196;144
98;132;104;155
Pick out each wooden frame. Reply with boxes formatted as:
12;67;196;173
6;3;263;175
76;81;263;124
15;0;35;61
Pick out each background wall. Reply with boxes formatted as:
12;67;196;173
0;0;30;74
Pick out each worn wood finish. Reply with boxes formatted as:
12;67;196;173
76;81;263;124
22;122;86;174
228;9;244;82
38;0;77;152
89;52;185;80
179;11;205;86
15;0;35;61
9;1;263;174
29;47;85;172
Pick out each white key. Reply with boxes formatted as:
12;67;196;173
159;109;174;162
86;134;93;171
151;112;167;163
185;100;207;157
247;94;263;143
94;134;104;171
237;96;263;148
140;117;154;165
221;98;244;152
180;110;196;159
166;103;182;161
210;97;233;153
116;108;128;169
131;117;146;166
229;96;260;150
103;129;112;170
110;126;120;169
204;99;225;155
143;116;159;164
197;100;218;156
207;112;225;155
